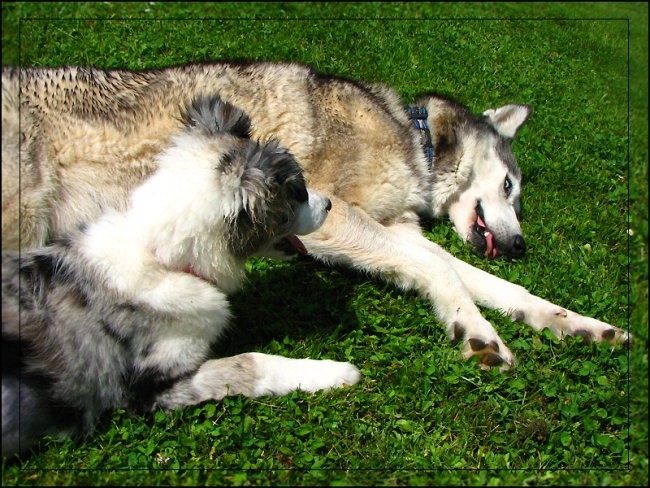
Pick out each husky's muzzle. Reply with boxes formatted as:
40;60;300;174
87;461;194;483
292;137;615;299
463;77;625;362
472;203;526;259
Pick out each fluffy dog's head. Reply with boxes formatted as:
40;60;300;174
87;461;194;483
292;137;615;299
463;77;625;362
127;95;331;287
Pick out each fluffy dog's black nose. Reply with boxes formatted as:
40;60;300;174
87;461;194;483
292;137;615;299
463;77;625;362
325;198;332;212
511;234;526;257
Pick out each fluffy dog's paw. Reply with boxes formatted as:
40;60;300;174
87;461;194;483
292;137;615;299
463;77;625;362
599;327;632;346
297;360;361;392
322;361;362;389
249;354;361;397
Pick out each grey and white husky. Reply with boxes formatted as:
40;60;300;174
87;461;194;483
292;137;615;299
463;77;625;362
2;62;628;378
1;95;360;457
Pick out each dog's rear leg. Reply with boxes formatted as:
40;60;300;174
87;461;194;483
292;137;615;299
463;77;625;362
301;199;516;370
153;353;360;410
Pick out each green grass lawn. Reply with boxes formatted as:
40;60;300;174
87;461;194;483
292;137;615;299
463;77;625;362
2;2;647;486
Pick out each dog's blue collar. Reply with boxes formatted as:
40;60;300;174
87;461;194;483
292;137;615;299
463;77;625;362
406;106;434;168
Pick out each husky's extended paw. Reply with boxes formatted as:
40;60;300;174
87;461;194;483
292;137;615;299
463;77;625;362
527;307;632;347
451;322;516;371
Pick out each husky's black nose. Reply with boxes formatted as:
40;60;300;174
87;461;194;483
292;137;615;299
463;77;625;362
511;235;526;258
325;198;332;212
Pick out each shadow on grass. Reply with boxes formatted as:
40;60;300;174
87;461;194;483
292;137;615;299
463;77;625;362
215;214;459;357
213;256;365;357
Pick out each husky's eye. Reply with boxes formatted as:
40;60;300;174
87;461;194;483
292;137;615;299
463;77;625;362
504;176;512;196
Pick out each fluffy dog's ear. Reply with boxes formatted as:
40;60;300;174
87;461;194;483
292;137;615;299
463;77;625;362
181;95;251;138
225;140;306;220
244;139;307;198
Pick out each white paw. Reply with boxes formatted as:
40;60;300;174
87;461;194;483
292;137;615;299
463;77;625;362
249;353;361;397
310;360;361;391
535;307;631;346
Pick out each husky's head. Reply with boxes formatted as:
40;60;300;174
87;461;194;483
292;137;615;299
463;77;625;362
128;95;331;288
419;95;530;259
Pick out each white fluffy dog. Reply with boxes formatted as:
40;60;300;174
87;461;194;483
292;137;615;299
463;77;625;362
1;95;360;457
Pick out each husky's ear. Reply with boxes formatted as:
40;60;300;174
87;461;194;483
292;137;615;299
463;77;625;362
182;95;252;138
482;104;531;139
422;101;457;153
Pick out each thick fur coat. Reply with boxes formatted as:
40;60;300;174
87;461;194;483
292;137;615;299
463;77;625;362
2;95;359;457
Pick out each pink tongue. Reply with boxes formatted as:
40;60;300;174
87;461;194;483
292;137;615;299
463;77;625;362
477;216;498;259
287;235;308;255
485;232;497;259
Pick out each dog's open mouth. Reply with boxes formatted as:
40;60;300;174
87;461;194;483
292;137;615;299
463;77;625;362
274;235;308;256
474;214;499;260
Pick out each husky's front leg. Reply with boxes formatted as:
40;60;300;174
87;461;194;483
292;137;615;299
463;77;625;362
444;249;631;346
154;353;361;410
302;199;517;370
388;222;630;347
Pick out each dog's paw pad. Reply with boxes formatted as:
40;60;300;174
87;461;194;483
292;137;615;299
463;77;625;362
462;336;515;372
601;328;616;341
601;328;632;347
567;325;631;348
479;352;506;369
451;322;466;345
573;329;593;344
468;337;499;353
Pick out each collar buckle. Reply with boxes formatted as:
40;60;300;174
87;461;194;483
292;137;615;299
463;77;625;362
407;106;434;168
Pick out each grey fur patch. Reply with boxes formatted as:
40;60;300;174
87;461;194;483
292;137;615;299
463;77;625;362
494;136;522;180
155;354;259;409
181;95;251;138
224;139;308;258
511;310;525;323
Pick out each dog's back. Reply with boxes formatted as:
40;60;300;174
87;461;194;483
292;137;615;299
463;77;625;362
2;63;430;250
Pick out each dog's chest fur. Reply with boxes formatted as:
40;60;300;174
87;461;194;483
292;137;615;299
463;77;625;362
1;227;229;414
